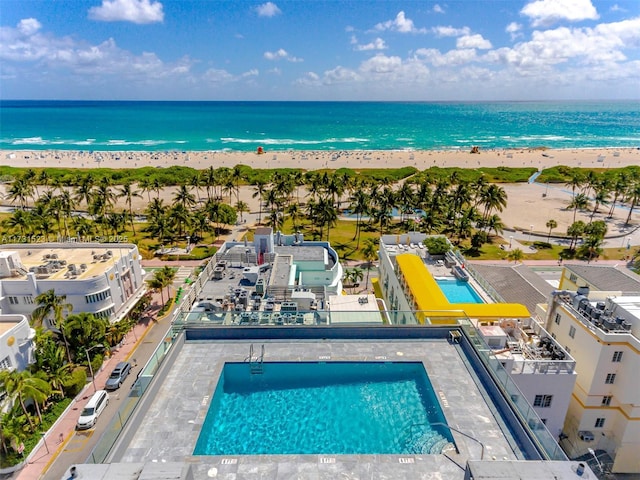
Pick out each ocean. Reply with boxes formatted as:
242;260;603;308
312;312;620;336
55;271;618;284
0;100;638;152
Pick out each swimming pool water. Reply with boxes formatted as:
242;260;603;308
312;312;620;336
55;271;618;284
193;362;454;455
436;279;484;304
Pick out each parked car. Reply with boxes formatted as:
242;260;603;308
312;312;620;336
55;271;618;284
76;390;109;430
105;361;131;390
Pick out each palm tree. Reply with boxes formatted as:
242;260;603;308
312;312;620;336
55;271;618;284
0;370;51;431
567;193;590;222
349;188;370;249
1;411;29;457
117;182;142;234
6;176;34;210
158;266;177;302
566;170;585;199
173;184;196;210
252;179;268;224
5;209;31;236
32;289;73;363
362;238;378;290
344;268;364;293
624;180;640;226
235;200;249;223
567;220;586;251
478;184;508;220
546;219;558;243
507;248;524;264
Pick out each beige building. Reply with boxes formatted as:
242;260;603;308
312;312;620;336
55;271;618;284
541;287;640;474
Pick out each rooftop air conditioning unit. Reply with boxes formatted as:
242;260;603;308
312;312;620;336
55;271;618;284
579;431;594;442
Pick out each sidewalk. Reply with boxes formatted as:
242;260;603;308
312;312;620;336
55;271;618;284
14;289;168;480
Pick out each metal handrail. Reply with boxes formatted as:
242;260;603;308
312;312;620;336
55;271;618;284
408;422;484;459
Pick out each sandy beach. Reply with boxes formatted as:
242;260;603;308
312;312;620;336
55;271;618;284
1;148;638;247
2;147;639;172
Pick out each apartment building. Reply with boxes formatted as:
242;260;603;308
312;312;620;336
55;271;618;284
542;287;640;473
0;243;145;324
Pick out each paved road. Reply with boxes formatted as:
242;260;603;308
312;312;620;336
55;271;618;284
39;312;175;480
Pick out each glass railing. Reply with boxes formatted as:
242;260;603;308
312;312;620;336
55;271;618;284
458;318;567;461
87;329;180;464
87;309;567;464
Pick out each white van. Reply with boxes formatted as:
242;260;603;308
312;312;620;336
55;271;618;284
76;390;109;430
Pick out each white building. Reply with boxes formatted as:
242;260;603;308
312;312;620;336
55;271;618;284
377;233;576;440
0;243;145;324
0;314;35;372
541;288;640;474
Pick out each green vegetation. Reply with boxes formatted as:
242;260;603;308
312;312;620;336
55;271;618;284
0;290;153;467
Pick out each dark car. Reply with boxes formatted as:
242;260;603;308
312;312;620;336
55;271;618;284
105;361;131;390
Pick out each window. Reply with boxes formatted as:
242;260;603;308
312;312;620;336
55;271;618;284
602;396;612;406
612;351;623;363
85;290;111;304
595;418;605;428
569;326;576;338
605;373;616;384
0;356;12;370
534;394;553;408
22;295;34;304
7;296;18;305
554;313;561;325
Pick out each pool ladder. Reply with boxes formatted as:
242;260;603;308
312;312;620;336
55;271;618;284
246;344;264;374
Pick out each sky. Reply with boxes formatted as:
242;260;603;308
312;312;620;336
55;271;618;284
0;0;639;101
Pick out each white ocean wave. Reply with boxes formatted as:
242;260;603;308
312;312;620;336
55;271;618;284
220;137;369;145
11;136;48;145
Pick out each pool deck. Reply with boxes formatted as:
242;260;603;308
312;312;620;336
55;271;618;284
117;340;520;479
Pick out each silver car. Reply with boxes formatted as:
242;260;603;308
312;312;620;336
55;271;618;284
105;361;131;390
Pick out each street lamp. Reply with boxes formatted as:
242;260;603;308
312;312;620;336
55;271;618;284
186;235;190;254
529;225;534;242
40;432;49;454
509;236;513;250
85;344;104;392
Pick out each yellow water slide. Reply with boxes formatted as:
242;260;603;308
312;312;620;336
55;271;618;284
395;254;530;324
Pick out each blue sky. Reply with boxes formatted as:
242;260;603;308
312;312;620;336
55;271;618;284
1;0;639;100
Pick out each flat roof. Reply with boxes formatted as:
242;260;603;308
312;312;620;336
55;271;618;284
0;245;130;281
114;339;524;478
274;245;325;262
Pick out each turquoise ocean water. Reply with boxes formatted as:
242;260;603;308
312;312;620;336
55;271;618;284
0;100;638;152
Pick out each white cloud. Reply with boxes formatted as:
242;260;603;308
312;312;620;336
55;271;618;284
432;25;471;37
456;34;492;49
263;48;303;62
375;11;427;34
433;4;445;14
521;0;599;27
609;4;626;12
415;48;478;67
506;22;523;40
256;2;281;18
354;38;387;51
88;0;164;24
360;54;403;73
484;17;640;72
17;18;42;36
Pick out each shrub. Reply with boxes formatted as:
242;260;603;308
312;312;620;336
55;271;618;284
63;367;87;397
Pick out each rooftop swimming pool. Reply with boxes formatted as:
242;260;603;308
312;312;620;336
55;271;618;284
193;361;455;456
436;278;484;304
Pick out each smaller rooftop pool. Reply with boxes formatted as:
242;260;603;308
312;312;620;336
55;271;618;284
436;278;484;304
